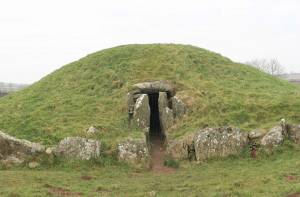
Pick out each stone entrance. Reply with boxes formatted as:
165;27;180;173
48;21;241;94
127;80;186;147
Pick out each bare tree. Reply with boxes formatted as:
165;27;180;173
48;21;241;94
245;58;285;75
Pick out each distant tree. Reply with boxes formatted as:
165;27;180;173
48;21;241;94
245;58;285;75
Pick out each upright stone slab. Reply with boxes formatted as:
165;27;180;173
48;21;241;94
260;126;284;148
133;94;150;132
127;92;136;117
193;127;248;161
166;133;195;160
171;96;186;119
158;92;174;134
117;138;149;165
288;125;300;144
53;137;101;160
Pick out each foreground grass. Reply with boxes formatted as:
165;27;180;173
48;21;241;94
1;146;300;196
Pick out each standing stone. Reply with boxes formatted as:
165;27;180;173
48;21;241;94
127;92;136;118
133;94;150;132
287;124;300;144
117;138;149;164
171;96;186;119
166;133;195;160
260;126;284;148
193;127;248;161
158;92;174;134
53;137;101;160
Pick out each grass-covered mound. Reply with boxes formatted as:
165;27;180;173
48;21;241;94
0;44;299;145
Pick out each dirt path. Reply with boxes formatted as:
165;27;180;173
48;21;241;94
150;136;175;173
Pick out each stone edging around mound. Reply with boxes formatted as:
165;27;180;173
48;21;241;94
0;122;299;167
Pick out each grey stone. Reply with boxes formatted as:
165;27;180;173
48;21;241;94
133;94;150;132
1;156;24;165
149;191;157;197
127;92;136;116
86;126;99;134
171;96;186;119
287;124;300;144
166;133;195;160
193;127;248;161
54;137;101;160
248;129;266;140
260;126;284;148
127;81;187;134
28;161;40;169
158;92;174;134
0;130;45;163
133;81;175;96
45;147;53;155
118;138;149;164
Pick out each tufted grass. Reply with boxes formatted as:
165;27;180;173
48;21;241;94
1;142;300;196
0;44;299;147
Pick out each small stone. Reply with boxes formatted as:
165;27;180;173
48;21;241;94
1;156;24;165
28;162;40;169
45;147;53;155
86;126;99;134
149;191;156;197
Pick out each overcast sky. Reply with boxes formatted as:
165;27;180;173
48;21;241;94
0;0;299;84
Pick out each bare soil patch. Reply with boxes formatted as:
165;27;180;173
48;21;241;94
44;184;83;197
150;137;175;174
286;175;298;182
286;192;300;197
80;175;93;181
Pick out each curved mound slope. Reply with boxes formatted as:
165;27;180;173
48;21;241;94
0;44;299;145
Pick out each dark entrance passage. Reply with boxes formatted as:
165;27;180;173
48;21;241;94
148;93;162;140
148;93;172;172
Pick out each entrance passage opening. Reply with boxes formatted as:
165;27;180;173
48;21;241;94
148;93;170;172
148;93;163;141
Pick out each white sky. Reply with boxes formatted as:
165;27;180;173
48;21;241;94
0;0;299;84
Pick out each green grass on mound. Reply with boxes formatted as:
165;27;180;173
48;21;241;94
0;44;299;145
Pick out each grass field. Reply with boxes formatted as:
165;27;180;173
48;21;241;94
0;44;299;148
1;142;300;197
